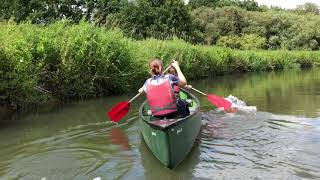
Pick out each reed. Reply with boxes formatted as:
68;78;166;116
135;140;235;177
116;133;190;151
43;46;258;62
1;21;319;110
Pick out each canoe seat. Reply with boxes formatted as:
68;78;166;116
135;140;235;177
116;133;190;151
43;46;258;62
149;119;179;128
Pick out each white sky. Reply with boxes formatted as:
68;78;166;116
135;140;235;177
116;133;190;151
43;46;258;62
254;0;320;9
184;0;320;9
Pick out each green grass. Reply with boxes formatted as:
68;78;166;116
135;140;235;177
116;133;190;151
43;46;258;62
1;21;320;110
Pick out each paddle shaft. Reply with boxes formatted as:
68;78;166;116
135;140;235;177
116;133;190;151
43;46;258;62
128;65;172;103
129;92;141;103
191;87;207;96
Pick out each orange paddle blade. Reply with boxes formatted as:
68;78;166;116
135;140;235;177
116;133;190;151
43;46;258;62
207;94;232;110
107;101;130;123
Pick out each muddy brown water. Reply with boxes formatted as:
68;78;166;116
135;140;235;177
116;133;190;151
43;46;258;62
1;68;319;179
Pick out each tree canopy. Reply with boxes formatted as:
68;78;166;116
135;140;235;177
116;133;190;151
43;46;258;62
0;0;319;50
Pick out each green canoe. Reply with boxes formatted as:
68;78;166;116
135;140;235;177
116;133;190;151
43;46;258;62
139;89;202;169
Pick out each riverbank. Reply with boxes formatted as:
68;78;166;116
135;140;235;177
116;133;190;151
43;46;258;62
1;21;320;112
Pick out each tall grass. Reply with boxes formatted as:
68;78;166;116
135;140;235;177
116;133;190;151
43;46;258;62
1;21;320;110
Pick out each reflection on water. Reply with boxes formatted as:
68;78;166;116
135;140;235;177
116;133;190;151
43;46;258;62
0;68;320;179
110;127;131;151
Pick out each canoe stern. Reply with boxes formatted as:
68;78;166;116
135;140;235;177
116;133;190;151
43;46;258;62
141;122;171;166
166;112;202;168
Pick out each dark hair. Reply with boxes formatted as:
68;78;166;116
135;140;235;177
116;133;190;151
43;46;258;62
149;58;163;75
168;66;177;76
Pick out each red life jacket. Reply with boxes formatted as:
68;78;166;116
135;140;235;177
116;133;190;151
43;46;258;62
173;85;180;93
146;78;177;116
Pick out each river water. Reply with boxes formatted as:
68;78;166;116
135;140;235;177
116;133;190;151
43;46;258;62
1;68;320;179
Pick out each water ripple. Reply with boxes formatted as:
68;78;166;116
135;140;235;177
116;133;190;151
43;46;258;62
1;109;320;179
0;119;138;179
194;111;320;179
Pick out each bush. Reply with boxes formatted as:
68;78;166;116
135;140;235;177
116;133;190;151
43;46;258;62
216;35;242;49
217;34;266;50
240;34;266;50
1;21;320;111
0;45;47;110
191;6;320;50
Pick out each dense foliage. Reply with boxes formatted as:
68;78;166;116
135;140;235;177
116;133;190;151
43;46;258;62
1;1;320;111
191;6;320;50
1;22;320;110
1;0;319;50
108;0;194;40
188;0;261;11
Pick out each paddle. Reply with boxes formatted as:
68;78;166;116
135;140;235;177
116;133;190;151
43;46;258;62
107;65;172;123
107;93;141;123
190;87;233;111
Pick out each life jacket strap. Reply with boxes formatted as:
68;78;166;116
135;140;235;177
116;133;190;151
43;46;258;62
152;101;177;113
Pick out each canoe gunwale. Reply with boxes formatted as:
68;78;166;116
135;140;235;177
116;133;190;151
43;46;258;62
139;89;201;131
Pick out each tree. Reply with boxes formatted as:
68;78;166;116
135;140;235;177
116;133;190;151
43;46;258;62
191;6;248;44
1;0;74;23
188;0;261;11
0;0;43;22
0;0;97;23
295;3;319;15
114;0;193;40
94;0;126;25
188;0;220;9
236;0;260;11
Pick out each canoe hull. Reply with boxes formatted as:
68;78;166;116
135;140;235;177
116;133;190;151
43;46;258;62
139;90;201;168
140;112;201;168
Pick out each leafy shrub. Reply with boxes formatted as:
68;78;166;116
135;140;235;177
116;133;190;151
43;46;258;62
217;34;266;50
217;35;242;49
1;21;319;111
240;34;266;50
